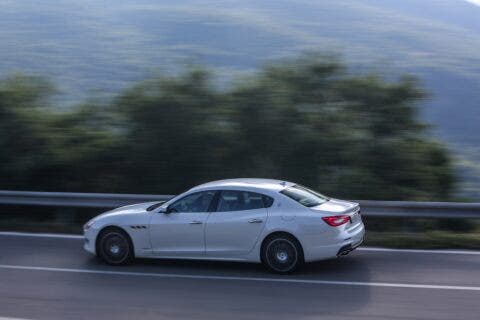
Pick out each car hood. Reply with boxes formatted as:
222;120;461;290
96;201;160;219
310;198;359;214
86;201;164;228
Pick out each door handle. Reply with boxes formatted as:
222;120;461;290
248;219;263;223
189;221;203;224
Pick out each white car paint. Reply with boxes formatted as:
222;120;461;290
84;179;365;263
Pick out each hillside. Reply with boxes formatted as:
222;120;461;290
1;0;480;196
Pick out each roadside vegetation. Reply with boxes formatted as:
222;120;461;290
0;54;454;200
1;54;472;248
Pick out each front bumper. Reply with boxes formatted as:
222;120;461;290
83;227;97;255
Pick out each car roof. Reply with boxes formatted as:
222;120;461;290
189;178;295;193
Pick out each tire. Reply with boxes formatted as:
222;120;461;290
97;228;134;265
261;234;304;274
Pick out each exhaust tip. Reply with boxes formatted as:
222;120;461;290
337;244;353;257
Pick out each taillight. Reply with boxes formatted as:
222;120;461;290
322;215;350;227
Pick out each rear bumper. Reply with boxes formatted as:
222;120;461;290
337;238;363;256
303;222;365;262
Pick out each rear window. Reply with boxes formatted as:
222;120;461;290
280;185;329;207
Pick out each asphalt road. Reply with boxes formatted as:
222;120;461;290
0;232;479;320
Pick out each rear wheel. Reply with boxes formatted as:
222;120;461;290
97;228;133;265
261;234;304;274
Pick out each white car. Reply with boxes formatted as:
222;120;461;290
84;179;365;273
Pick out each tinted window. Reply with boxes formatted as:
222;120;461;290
217;190;273;212
168;191;216;213
280;185;329;207
262;195;274;208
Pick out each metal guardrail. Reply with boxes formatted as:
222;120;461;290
357;200;480;218
0;190;479;218
0;191;173;209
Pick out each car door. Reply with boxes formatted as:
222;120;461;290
149;190;217;257
205;190;271;258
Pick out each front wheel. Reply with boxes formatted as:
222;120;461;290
261;234;304;274
97;229;133;265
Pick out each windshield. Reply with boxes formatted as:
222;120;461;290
280;185;330;207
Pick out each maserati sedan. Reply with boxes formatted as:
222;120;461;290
83;179;365;273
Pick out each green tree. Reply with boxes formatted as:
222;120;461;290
222;55;454;200
0;75;53;189
0;54;455;200
115;69;229;193
0;75;121;192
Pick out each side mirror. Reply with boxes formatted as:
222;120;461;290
158;206;168;214
159;206;177;214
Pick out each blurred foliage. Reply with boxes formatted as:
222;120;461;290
0;55;455;199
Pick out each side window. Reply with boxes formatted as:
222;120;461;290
168;191;216;213
217;190;273;212
262;195;274;208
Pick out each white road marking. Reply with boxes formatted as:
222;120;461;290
0;231;83;239
1;231;480;255
357;247;480;255
0;317;32;320
0;264;479;292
